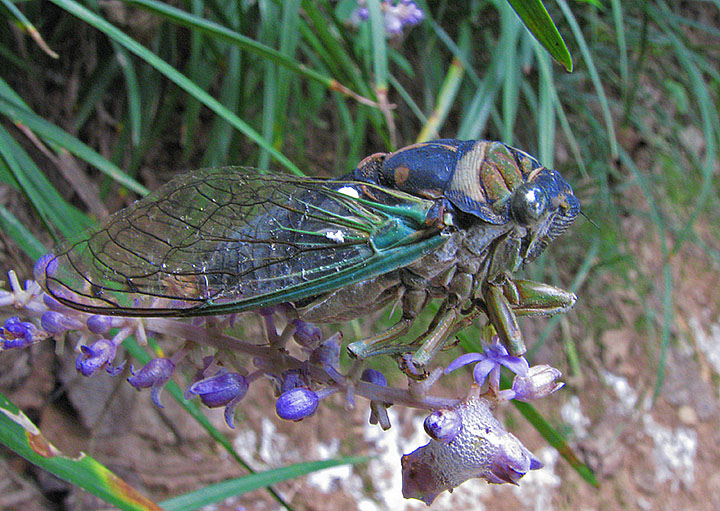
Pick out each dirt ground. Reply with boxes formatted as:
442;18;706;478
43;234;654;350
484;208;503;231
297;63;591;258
2;178;720;511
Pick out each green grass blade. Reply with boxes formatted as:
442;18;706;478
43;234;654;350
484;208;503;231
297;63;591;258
51;0;301;174
556;0;618;159
0;91;149;196
0;391;163;511
416;56;464;142
160;457;369;511
0;204;46;261
0;0;59;58
610;0;628;94
506;0;573;71
500;0;523;144
0;125;91;241
124;0;370;105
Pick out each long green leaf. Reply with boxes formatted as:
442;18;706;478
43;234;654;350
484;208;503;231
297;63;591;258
506;0;573;71
161;457;369;511
0;391;163;511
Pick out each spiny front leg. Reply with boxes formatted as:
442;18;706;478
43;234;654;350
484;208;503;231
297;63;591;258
482;275;577;356
346;288;428;359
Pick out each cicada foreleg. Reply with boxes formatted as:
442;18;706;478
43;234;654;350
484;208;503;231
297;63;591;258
401;300;483;379
482;275;577;356
346;288;428;359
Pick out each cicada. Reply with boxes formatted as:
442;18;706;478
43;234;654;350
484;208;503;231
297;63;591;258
35;139;579;377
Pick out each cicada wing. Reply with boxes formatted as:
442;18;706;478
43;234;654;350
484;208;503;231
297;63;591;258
37;168;445;316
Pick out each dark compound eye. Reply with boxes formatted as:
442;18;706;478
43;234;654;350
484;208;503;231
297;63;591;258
510;182;549;225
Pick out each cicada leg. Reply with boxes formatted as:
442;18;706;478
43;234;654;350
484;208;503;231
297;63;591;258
406;301;483;375
482;275;577;356
347;287;431;359
346;317;415;358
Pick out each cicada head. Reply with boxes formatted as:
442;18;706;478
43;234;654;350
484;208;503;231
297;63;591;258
510;165;580;263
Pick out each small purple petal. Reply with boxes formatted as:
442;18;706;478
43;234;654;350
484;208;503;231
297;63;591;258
471;358;496;386
499;355;530;377
223;394;244;429
276;388;319;421
444;352;483;374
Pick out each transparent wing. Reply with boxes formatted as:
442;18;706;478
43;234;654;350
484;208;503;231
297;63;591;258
37;168;445;316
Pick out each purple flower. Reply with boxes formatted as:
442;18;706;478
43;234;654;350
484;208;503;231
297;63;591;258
351;1;424;36
445;337;529;390
188;372;249;428
76;339;123;377
276;387;319;421
1;316;38;349
508;364;564;402
402;395;542;505
127;358;175;408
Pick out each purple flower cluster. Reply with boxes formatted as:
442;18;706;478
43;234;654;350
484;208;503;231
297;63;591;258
351;0;425;35
1;262;566;504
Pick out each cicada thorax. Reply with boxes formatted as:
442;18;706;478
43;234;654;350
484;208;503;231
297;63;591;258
353;139;545;226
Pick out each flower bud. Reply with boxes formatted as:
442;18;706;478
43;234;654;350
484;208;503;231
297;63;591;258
423;409;462;443
510;364;564;402
41;311;83;334
276;388;319;421
86;315;113;334
292;319;322;348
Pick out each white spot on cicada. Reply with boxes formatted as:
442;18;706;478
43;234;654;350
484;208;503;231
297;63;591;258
337;185;360;199
325;230;345;243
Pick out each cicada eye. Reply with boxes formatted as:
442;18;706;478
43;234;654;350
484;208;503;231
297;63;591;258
510;182;549;225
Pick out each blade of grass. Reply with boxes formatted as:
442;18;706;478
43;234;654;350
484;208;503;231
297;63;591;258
124;0;374;106
0;0;59;58
0;204;46;261
506;0;573;72
0;390;163;511
0;91;149;196
556;0;618;159
500;0;523;144
0;126;91;241
160;457;369;511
